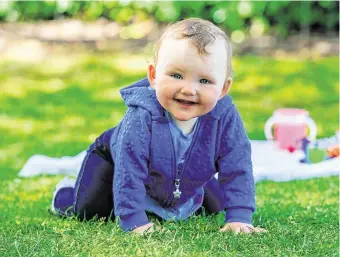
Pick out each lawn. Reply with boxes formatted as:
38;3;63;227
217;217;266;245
0;52;338;256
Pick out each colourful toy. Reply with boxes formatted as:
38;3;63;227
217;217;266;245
326;145;339;158
299;131;339;164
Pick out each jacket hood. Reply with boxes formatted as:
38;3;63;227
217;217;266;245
120;77;234;119
120;78;164;117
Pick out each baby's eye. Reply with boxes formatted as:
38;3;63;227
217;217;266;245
200;79;210;84
171;74;182;80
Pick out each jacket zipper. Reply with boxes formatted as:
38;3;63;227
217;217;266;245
165;130;177;207
166;120;201;207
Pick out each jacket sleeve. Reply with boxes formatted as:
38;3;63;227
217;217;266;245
111;107;151;232
217;105;255;224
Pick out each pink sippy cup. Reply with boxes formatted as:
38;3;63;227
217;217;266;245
264;108;317;152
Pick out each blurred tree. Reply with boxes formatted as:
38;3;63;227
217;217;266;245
0;0;338;38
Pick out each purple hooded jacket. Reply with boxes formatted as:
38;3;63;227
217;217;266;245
110;78;255;231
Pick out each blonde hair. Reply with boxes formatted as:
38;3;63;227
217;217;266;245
153;18;233;78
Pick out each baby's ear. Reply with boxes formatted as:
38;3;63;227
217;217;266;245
219;77;233;99
147;64;156;89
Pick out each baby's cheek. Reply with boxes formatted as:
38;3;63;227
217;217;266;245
203;93;219;110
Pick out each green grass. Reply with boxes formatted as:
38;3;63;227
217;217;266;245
0;52;339;256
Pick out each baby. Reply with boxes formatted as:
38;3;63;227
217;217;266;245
51;18;266;235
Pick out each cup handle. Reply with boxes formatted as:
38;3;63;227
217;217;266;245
306;117;317;141
264;116;277;140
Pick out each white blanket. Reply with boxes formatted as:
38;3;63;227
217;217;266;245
18;140;339;182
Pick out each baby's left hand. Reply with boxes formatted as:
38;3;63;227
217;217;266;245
219;222;267;234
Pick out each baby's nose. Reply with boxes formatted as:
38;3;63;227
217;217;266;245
181;82;197;95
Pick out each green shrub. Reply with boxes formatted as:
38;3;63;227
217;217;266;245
0;1;338;38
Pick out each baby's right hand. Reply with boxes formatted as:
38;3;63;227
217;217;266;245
132;222;155;235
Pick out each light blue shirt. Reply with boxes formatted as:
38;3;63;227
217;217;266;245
165;111;198;164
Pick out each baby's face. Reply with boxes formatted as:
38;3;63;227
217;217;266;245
148;38;231;121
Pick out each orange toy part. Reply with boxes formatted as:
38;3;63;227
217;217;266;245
326;145;340;158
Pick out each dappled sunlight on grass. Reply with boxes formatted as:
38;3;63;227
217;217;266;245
48;131;83;144
109;111;126;126
1;77;44;98
233;56;304;80
38;54;89;76
294;191;338;206
93;88;124;102
256;176;338;209
0;142;25;163
0;54;150;178
236;75;273;93
61;115;86;129
1;77;67;96
0;115;36;135
0;177;61;211
271;81;320;104
111;54;150;75
42;78;68;93
0;114;89;139
3;177;57;193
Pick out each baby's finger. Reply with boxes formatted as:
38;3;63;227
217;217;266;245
133;223;154;235
145;226;154;233
233;227;242;234
132;229;144;235
253;227;268;233
239;226;252;234
219;224;231;232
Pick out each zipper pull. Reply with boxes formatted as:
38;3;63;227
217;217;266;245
173;179;182;199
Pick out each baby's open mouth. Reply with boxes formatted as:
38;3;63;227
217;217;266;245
175;99;197;105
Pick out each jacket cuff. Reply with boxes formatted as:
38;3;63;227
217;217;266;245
225;207;253;224
119;211;150;232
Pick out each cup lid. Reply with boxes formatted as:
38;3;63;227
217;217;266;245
274;108;309;117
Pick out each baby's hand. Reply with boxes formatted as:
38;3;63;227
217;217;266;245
219;222;267;234
132;222;155;235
